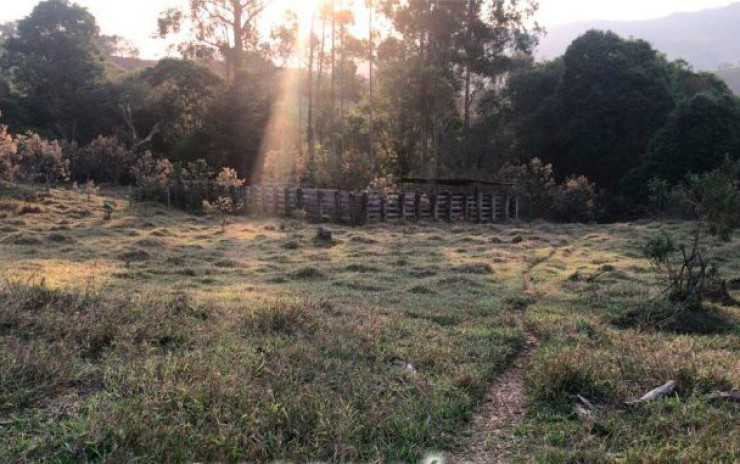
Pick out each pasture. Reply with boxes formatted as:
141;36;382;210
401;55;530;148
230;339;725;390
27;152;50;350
0;184;738;463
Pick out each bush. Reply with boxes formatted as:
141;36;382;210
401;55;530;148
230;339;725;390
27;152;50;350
551;175;599;223
499;158;557;218
131;151;174;201
9;132;68;185
632;160;739;328
67;135;133;184
0;124;16;181
175;159;215;183
685;157;740;240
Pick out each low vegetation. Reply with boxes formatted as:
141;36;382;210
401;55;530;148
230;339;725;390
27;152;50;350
0;184;737;462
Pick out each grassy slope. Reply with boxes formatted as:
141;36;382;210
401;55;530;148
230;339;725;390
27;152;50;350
0;183;737;463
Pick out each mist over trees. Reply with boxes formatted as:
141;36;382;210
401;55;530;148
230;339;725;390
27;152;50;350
1;0;739;221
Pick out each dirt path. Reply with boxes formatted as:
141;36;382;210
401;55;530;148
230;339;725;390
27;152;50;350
449;255;550;463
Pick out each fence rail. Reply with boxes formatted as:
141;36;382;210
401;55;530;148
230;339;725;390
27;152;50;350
165;182;519;225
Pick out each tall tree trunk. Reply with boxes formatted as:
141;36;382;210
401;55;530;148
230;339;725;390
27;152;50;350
231;1;244;83
419;5;429;179
307;14;316;182
330;0;338;177
463;0;474;135
368;0;375;174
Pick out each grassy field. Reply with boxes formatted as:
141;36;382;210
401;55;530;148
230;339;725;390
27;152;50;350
0;183;738;463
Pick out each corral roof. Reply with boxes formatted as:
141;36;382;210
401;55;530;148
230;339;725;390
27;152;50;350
401;178;518;187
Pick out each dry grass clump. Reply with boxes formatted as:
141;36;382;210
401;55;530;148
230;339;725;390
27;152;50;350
213;258;240;268
291;266;324;280
343;263;380;273
281;239;301;250
349;235;378;244
408;284;436;294
244;299;317;335
2;232;41;245
46;232;74;243
117;248;152;262
452;262;495;275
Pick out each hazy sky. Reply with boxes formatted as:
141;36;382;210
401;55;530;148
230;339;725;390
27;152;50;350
1;0;738;59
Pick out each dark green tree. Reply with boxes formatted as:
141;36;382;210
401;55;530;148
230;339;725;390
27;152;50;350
641;92;740;183
1;0;105;141
557;30;674;190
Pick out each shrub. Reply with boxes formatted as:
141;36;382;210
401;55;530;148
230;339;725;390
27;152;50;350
67;135;133;184
0;124;17;181
175;159;215;183
499;157;557;218
685;157;740;240
633;160;739;328
10;132;68;185
131;151;174;201
202;196;242;230
552;175;598;223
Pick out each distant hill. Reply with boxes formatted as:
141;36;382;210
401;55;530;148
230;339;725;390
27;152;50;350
537;2;740;72
108;56;157;72
715;67;740;94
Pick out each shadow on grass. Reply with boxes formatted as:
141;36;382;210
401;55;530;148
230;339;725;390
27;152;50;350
613;305;739;335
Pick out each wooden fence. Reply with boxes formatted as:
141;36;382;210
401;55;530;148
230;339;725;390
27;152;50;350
239;185;520;225
164;181;519;225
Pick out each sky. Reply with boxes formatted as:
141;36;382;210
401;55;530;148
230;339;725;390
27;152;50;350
1;0;738;59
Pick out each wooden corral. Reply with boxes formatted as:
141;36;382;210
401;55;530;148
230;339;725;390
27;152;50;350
242;182;519;225
165;178;519;225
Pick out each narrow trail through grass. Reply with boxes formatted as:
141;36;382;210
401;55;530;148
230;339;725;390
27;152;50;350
452;248;555;463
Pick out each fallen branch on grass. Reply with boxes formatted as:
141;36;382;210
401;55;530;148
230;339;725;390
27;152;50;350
626;380;677;405
706;390;740;403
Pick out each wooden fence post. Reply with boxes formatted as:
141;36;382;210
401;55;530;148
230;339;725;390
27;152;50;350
446;192;453;222
317;189;324;222
334;190;341;222
284;186;291;217
515;192;520;222
297;187;304;210
380;193;387;222
414;192;421;221
477;192;483;223
492;194;498;223
505;193;511;222
362;191;369;225
272;186;279;216
258;186;264;216
398;192;405;220
247;185;252;214
432;194;438;220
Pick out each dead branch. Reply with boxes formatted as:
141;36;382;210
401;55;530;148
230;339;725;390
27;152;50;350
626;380;677;405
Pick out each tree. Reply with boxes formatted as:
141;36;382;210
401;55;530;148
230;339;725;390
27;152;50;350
97;34;140;58
157;0;272;82
458;0;539;167
558;30;674;190
1;0;105;141
640;92;740;184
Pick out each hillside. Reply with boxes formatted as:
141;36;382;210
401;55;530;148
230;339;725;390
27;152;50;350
537;2;740;71
716;66;740;94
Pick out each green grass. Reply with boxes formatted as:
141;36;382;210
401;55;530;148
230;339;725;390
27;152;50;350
0;183;738;463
